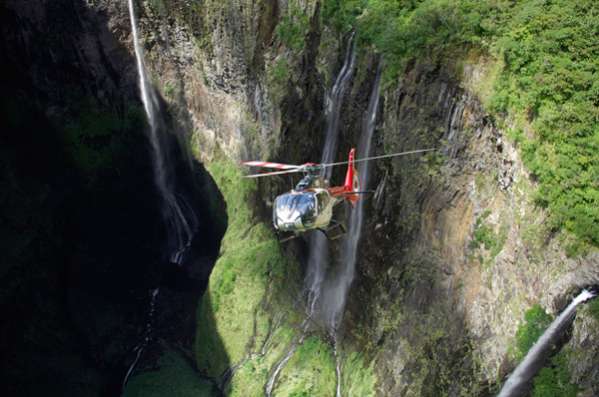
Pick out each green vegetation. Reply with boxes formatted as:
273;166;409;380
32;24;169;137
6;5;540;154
490;1;599;250
123;348;215;397
588;297;599;322
341;352;376;396
513;304;552;360
148;0;166;15
531;352;578;397
469;210;507;264
275;337;337;396
509;305;577;396
275;2;310;51
321;0;365;34
194;156;376;395
270;58;290;86
60;101;145;181
196;158;292;377
322;0;599;250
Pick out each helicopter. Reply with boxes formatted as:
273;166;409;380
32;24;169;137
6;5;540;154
243;148;434;242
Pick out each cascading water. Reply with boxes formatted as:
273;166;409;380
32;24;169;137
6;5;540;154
498;289;596;397
328;63;382;397
265;35;356;396
305;33;357;314
123;0;198;388
322;63;382;332
122;288;160;387
128;0;197;265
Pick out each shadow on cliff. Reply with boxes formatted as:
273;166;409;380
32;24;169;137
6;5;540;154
339;62;497;396
0;1;228;396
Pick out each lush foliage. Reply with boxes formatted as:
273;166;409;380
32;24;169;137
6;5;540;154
514;304;552;360
531;352;578;397
512;305;577;397
276;1;310;51
490;0;599;250
589;297;599;322
322;0;599;250
123;348;215;397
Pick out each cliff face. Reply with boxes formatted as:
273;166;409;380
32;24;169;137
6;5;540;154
1;1;224;395
345;60;599;395
3;1;598;396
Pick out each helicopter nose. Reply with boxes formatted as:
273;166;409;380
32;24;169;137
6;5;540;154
275;212;302;231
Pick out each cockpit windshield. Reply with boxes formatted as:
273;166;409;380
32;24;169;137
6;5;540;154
273;192;317;230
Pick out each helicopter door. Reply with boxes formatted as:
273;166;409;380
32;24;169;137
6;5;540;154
316;191;329;213
314;190;332;228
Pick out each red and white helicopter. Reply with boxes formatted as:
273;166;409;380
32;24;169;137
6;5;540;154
243;148;433;241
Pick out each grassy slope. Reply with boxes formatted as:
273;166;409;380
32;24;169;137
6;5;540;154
194;158;375;396
123;349;215;397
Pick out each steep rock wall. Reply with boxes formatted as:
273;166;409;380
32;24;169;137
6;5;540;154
1;0;225;395
343;60;599;395
8;1;596;396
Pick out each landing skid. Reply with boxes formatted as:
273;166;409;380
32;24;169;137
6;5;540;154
318;220;346;241
275;221;347;243
276;232;299;243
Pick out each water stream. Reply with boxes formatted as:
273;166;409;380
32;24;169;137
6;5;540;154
322;63;382;332
123;0;198;387
122;288;160;388
498;289;596;397
265;35;356;396
128;0;197;265
305;33;357;315
329;62;382;397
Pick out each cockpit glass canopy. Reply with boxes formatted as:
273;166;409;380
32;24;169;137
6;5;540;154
274;192;317;229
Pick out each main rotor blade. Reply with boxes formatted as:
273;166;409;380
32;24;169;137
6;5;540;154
321;148;436;168
242;160;300;170
244;168;304;178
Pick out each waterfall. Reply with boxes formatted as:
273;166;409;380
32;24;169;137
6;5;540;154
265;318;311;397
266;35;356;396
498;289;596;397
122;288;160;388
322;63;382;332
128;0;196;264
329;63;381;397
305;33;356;314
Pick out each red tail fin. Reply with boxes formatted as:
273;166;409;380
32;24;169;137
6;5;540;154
344;148;360;207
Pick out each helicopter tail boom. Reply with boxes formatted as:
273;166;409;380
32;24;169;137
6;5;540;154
330;148;360;207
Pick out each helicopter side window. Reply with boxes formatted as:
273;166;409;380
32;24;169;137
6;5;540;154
316;191;328;213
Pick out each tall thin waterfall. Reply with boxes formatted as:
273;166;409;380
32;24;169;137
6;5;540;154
322;64;381;333
305;34;356;314
498;289;596;397
266;36;356;397
331;64;381;397
128;0;196;264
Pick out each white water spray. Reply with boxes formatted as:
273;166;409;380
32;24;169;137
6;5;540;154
329;63;382;397
305;34;356;314
323;64;382;332
498;289;596;397
265;318;311;397
122;288;160;387
266;36;357;396
128;0;196;264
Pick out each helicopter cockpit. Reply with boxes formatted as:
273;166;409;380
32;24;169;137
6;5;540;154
273;192;317;232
